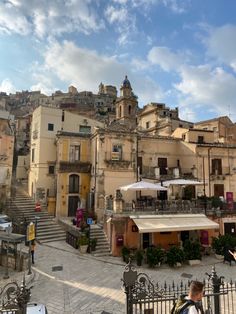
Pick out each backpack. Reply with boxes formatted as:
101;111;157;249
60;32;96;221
171;295;197;314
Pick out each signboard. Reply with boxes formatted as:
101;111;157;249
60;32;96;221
87;218;93;225
27;223;35;241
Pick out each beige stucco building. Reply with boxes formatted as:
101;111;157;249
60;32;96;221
28;106;103;215
0;110;14;202
137;103;193;136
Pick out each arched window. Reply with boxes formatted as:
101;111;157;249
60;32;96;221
69;174;80;193
128;105;132;115
119;106;122;117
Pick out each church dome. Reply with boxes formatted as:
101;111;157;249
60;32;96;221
122;75;131;89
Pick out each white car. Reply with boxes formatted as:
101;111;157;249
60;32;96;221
0;215;12;231
27;303;48;314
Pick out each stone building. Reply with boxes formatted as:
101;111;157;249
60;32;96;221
0;110;15;201
28;105;103;216
138;102;193;136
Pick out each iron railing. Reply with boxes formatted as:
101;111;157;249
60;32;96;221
122;261;236;314
0;277;31;314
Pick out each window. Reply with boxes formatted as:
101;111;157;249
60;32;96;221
31;148;35;162
48;123;54;131
146;121;150;129
62;110;65;122
137;156;143;175
212;159;222;175
179;124;183;128
158;158;168;175
69;174;79;193
128;105;131;115
119;106;122;117
48;165;55;175
79;125;91;134
112;144;122;160
69;145;80;162
198;136;204;143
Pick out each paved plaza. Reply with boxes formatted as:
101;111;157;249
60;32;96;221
30;241;236;314
0;241;236;313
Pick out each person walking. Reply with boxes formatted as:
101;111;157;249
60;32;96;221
31;240;36;264
171;281;204;313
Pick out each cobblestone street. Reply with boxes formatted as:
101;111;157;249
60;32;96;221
27;241;236;314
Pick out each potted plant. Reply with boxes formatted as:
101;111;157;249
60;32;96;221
166;246;185;267
135;249;144;266
90;238;97;252
146;247;165;268
78;235;89;253
212;234;236;259
183;240;201;265
121;246;130;263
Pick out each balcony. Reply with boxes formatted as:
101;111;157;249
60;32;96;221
59;161;91;173
104;152;131;169
108;199;236;216
141;166;195;180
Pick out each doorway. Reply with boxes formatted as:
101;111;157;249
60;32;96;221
180;231;189;245
224;222;236;237
142;233;150;249
68;196;79;217
214;184;224;198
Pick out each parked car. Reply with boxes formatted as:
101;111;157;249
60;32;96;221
27;303;48;314
0;215;12;231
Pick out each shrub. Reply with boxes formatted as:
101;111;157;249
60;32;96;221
183;240;201;260
135;249;144;266
212;234;236;255
90;238;97;251
78;235;89;246
121;246;130;263
166;246;185;267
146;247;165;268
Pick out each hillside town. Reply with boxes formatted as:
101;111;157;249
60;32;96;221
0;76;236;312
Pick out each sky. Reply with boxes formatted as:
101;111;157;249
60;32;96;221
0;0;236;122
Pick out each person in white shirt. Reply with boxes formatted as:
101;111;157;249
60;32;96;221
185;281;204;314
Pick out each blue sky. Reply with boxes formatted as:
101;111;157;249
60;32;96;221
1;0;236;122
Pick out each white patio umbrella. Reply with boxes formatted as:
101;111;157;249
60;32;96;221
120;180;167;191
162;179;204;187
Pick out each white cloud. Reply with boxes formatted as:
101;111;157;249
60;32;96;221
105;4;136;45
0;79;16;94
31;40;163;106
205;24;236;72
148;46;183;71
0;1;103;38
175;65;236;117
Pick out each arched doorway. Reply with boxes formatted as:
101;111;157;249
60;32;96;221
68;174;80;217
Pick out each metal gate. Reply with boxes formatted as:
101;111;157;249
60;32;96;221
122;261;236;314
0;278;31;314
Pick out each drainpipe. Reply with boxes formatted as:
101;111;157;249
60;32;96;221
208;148;212;197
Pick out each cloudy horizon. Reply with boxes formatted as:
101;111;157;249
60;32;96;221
1;0;236;122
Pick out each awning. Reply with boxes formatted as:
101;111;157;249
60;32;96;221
130;214;219;233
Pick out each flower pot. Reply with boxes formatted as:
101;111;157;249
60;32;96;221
215;254;224;260
188;259;201;266
80;245;88;254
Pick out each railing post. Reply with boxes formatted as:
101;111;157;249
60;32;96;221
123;260;137;314
206;266;224;314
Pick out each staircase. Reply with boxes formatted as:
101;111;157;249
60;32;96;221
7;189;66;244
90;224;110;257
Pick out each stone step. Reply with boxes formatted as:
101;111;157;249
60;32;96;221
39;237;66;243
37;229;66;236
37;234;66;242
